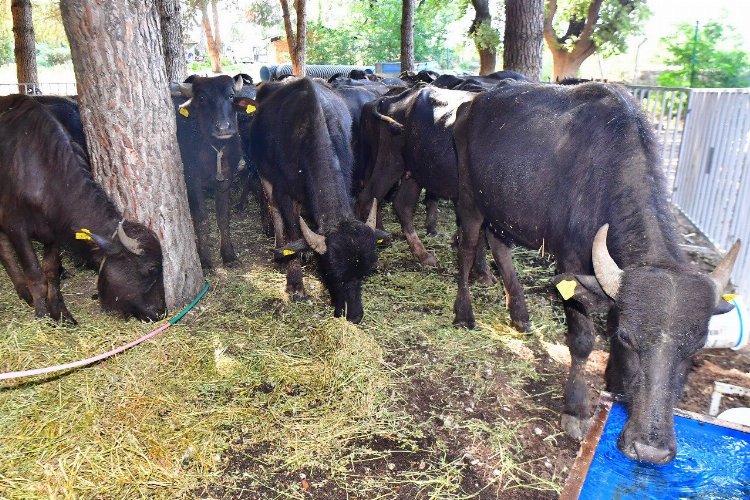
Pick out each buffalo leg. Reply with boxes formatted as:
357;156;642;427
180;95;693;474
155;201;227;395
215;180;238;266
470;231;498;286
6;232;48;318
486;233;529;332
393;178;437;266
452;203;483;329
186;178;213;269
0;232;32;305
424;191;439;236
561;301;595;440
275;193;305;301
42;243;76;324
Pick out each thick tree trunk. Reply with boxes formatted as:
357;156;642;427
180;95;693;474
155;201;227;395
60;0;203;310
400;0;415;73
503;0;543;80
279;0;306;76
211;0;221;59
10;0;38;93
470;0;496;75
543;0;602;81
157;0;186;82
200;2;221;73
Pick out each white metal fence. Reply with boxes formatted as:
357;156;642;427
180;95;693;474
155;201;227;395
0;82;77;96
630;85;750;297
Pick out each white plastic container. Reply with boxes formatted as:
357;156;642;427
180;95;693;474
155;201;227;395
704;295;748;350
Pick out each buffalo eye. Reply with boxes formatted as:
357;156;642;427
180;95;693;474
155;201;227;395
228;92;235;100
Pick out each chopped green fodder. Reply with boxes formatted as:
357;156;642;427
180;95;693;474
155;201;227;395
0;200;573;498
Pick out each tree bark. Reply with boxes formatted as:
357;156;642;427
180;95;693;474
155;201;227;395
157;0;187;82
211;0;221;60
200;1;221;73
469;0;496;75
400;0;415;73
503;0;543;80
10;0;38;93
279;0;306;76
60;0;203;310
543;0;602;80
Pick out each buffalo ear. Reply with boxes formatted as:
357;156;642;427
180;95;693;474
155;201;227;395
235;97;258;114
273;239;308;261
552;273;613;313
713;298;736;315
372;228;391;247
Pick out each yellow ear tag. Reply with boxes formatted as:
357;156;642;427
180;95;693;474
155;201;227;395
376;239;384;244
75;228;93;241
556;279;577;300
179;107;189;118
722;293;737;302
246;104;256;114
282;249;295;256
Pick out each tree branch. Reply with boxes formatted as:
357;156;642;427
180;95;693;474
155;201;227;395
543;0;560;50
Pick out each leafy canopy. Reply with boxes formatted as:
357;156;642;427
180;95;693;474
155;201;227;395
307;0;460;66
549;0;650;56
657;21;750;88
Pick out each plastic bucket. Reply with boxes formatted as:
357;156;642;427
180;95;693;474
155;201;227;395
704;296;747;350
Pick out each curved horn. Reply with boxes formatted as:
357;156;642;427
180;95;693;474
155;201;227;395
299;217;327;254
117;221;144;256
366;199;378;229
709;239;741;300
233;75;244;93
178;82;193;97
178;97;193;109
592;224;623;299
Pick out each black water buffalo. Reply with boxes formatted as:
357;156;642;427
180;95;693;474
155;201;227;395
0;95;166;324
247;77;388;323
452;80;740;464
171;74;249;269
355;85;513;308
31;95;87;152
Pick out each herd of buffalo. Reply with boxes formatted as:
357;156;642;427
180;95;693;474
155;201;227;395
0;68;742;465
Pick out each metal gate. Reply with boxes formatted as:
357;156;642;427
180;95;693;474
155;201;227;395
630;86;750;297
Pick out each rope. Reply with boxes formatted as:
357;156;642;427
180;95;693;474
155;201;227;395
0;281;210;382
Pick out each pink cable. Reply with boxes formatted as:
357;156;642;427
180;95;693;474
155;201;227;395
0;322;171;381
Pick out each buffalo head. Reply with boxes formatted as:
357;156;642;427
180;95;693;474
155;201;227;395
88;221;166;322
555;224;741;464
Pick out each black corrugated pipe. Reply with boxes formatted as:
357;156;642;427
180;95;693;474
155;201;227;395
260;64;375;81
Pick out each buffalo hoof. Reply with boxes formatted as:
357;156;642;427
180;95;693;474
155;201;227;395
561;414;590;440
511;317;530;333
425;229;438;237
472;271;497;286
452;316;476;329
291;293;308;303
223;259;240;269
420;254;438;267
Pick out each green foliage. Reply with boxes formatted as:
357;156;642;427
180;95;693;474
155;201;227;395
243;0;281;30
36;43;72;67
657;21;750;88
550;0;651;56
306;0;460;66
33;0;68;48
0;20;12;66
470;19;500;52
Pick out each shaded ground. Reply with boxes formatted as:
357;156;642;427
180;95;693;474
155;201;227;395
1;191;748;499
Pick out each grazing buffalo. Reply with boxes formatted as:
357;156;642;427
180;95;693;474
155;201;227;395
248;77;388;323
452;81;740;464
171;74;249;269
0;95;166;324
31;95;87;152
356;85;511;307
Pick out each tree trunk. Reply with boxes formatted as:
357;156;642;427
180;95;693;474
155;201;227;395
211;0;221;60
10;0;38;93
60;0;203;310
279;0;306;76
503;0;543;80
469;0;496;75
200;1;221;73
543;0;602;81
400;0;415;73
157;0;186;82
